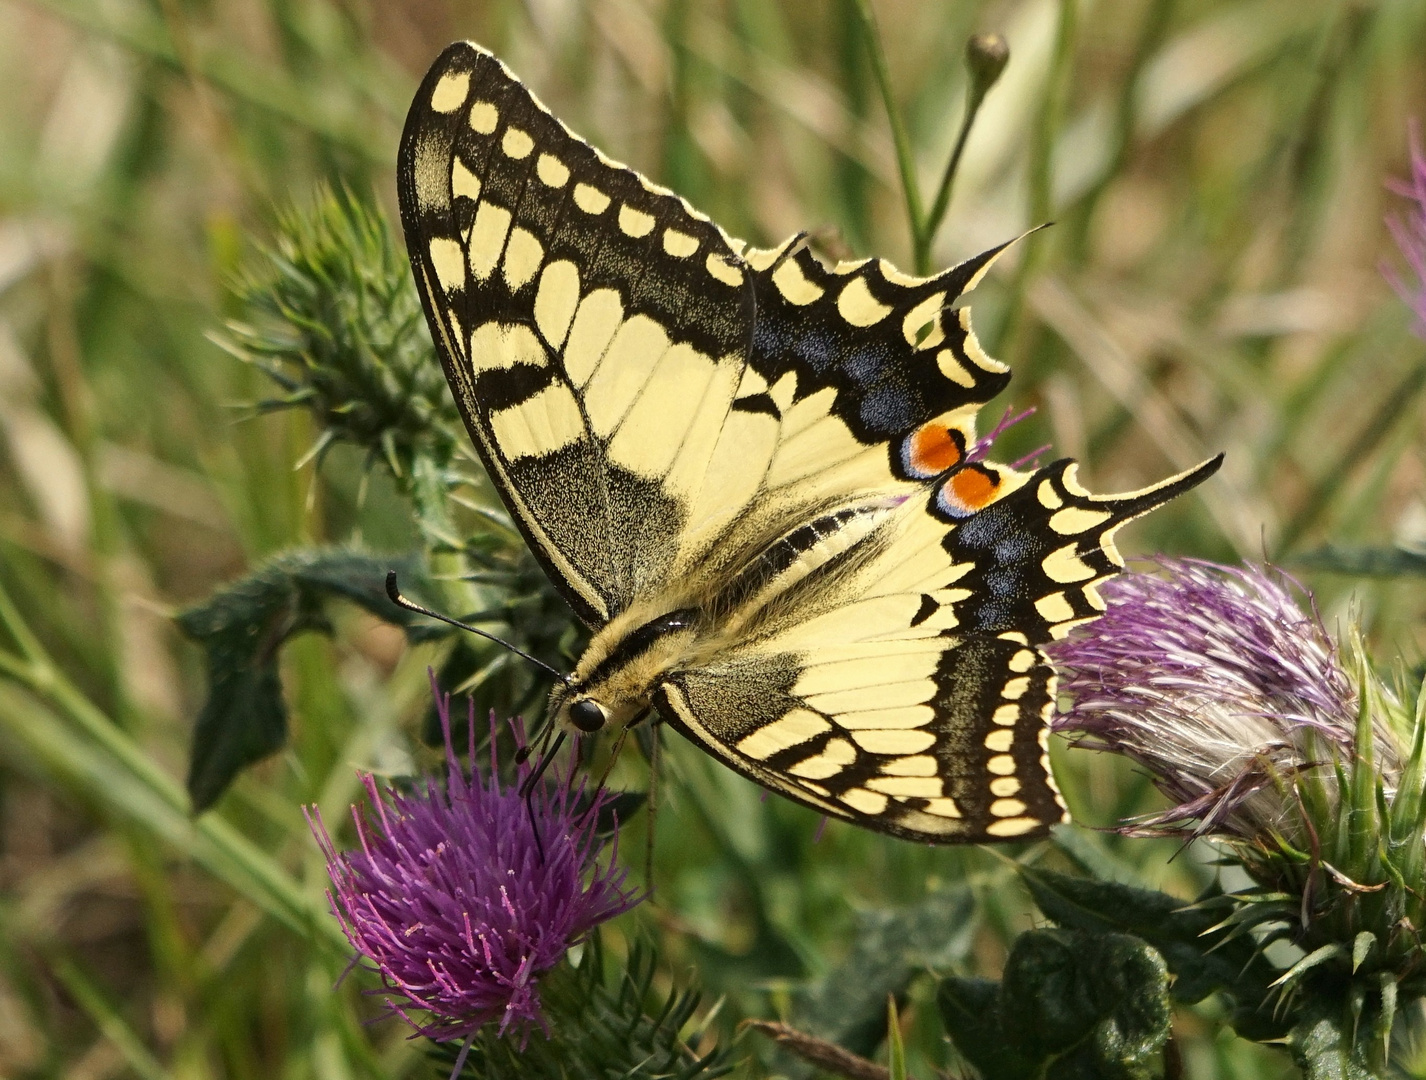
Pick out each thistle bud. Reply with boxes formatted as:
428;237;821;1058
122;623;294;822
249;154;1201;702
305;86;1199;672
964;34;1010;103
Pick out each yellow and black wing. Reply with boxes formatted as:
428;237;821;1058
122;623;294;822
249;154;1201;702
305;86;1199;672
397;41;1015;629
399;41;1222;843
655;456;1220;843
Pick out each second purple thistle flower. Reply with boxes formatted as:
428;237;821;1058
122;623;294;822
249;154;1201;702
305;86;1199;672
1045;559;1397;841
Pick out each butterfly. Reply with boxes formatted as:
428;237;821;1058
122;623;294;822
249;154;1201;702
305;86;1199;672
396;41;1221;843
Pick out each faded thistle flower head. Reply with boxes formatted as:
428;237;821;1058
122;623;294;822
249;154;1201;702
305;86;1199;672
307;685;640;1047
1386;121;1426;336
1048;560;1385;841
1048;559;1426;994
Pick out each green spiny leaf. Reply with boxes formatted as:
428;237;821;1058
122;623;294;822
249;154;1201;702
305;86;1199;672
787;884;975;1069
178;548;428;810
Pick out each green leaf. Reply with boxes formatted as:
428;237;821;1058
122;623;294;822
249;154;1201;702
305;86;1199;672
886;997;907;1080
1020;867;1275;1008
938;929;1171;1080
1287;1000;1377;1080
789;884;975;1068
178;548;427;810
938;976;1040;1080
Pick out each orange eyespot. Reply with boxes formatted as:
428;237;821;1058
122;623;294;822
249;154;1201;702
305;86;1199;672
903;422;965;479
938;464;1001;518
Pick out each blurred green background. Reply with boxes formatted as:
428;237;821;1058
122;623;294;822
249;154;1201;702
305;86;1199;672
1;0;1424;1077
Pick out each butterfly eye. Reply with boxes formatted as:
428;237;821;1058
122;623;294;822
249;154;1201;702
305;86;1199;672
569;699;607;733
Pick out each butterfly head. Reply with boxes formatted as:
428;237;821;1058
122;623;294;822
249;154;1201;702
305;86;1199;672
567;698;609;733
548;607;703;736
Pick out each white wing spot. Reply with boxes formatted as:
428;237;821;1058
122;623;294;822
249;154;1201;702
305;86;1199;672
502;127;534;159
488;383;586;460
788;737;856;780
1049;507;1111;535
990;777;1021;797
958;308;1008;372
921;798;963;819
1042;544;1096;583
467;202;513;281
937;348;976;387
1038;480;1064;509
984;729;1014;753
986;817;1041;837
743;245;786;271
992;704;1020;726
451;157;482;201
902;292;945;346
502;227;544;292
1009;649;1037;673
1001;677;1030;700
467;322;546;374
618;204;655;238
738;709;832;760
663;229;698;257
850;729;935;754
834;705;935;730
574;183;611;214
1051;617;1098;640
879;755;938;776
705;253;743;286
866;776;941;798
534;261;580;349
1035;592;1076;624
879;258;927;287
428;237;465;293
469;101;498;134
430;71;470;114
536;153;569;187
841;788;890;815
837;276;892;326
563;289;625;387
987;754;1017;776
772;258;824;305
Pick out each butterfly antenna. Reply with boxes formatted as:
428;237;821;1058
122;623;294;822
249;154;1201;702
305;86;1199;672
520;729;567;864
385;571;569;685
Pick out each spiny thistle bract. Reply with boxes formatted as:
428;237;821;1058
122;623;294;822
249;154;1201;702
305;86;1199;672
1048;560;1426;1060
306;681;640;1052
214;186;461;479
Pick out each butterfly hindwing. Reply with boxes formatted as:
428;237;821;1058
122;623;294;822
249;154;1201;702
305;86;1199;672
656;456;1220;842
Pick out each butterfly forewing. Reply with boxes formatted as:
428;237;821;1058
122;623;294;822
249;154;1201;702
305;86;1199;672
399;41;1222;844
400;42;753;625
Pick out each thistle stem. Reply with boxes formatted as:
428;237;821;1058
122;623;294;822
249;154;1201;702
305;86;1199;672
851;0;923;263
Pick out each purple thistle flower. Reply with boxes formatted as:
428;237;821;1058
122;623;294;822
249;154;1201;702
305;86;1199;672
306;681;640;1051
1386;120;1426;337
1046;559;1398;841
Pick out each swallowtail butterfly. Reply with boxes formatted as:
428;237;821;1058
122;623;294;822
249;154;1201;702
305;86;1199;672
397;41;1221;843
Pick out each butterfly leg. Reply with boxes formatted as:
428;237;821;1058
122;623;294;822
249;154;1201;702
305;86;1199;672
520;729;567;864
644;723;660;898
